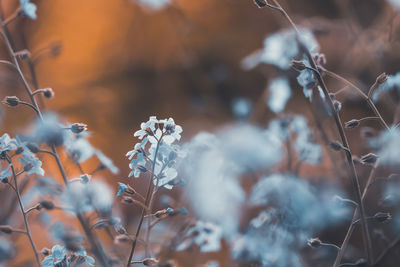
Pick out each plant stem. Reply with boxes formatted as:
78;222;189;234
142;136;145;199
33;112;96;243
322;69;389;130
0;18;110;267
333;163;378;266
268;1;373;265
126;139;162;266
6;155;41;266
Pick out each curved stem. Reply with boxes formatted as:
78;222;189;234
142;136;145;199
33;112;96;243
268;1;373;265
6;156;41;266
323;69;389;130
333;162;378;266
0;18;110;267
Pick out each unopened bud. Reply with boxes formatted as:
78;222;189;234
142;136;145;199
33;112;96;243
14;50;30;60
307;237;321;248
26;143;40;153
333;100;342;112
291;60;307;71
329;141;344;151
23;162;34;172
253;0;267;8
70;123;87;134
345;119;360;129
80;174;91;184
360;153;378;165
376;73;388;85
122;196;134;204
373;212;391;223
114;234;130;243
0;225;13;234
39;200;55;210
142;258;159;266
43;88;54;99
3;96;20;107
40;248;51;256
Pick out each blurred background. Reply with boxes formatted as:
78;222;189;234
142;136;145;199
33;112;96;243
1;0;400;266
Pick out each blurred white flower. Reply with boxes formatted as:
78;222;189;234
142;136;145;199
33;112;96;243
267;77;292;113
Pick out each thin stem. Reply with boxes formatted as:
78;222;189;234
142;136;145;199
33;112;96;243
333;162;378;266
25;204;40;214
19;101;40;116
6;155;41;266
2;8;20;27
0;18;110;266
322;69;389;130
373;236;400;266
267;1;373;265
126;139;162;266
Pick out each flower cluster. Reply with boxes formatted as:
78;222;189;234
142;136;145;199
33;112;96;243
126;116;184;189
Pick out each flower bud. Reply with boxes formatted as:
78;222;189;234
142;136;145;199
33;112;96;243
43;88;54;99
41;248;50;256
291;60;307;71
3;96;20;107
333;100;342;112
23;162;34;173
26;142;40;153
80;174;91;184
142;258;159;266
114;234;130;244
307;237;321;248
0;225;13;234
373;212;391;223
122;196;134;204
376;73;388;85
70;123;87;134
329;141;343;151
39;200;55;210
14;50;30;60
253;0;267;8
360;153;378;165
345;119;360;129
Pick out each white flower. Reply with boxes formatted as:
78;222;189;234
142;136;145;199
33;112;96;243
241;27;319;70
177;221;222;253
20;0;37;19
267;77;292;113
